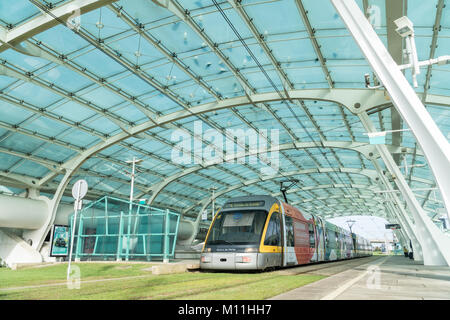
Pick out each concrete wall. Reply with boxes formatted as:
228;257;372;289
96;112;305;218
0;228;43;268
0;194;48;229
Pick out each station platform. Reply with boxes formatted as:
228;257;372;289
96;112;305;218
270;255;450;300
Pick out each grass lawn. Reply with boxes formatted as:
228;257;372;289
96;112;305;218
0;263;325;300
0;263;151;288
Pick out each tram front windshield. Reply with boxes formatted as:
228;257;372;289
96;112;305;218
206;210;268;245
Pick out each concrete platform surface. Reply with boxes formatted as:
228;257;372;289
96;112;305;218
269;256;450;300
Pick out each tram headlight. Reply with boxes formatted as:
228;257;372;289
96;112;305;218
236;255;252;263
244;247;258;253
201;255;212;263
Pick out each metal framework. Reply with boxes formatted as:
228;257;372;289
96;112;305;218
331;0;450;219
0;0;448;264
331;0;450;265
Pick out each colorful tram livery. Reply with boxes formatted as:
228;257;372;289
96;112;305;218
200;195;372;271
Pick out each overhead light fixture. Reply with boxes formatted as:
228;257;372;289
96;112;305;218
436;55;450;66
125;158;143;165
394;16;414;38
364;73;383;89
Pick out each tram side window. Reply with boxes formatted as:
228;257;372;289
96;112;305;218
264;213;281;246
335;232;341;247
327;229;335;249
308;223;315;248
285;216;295;247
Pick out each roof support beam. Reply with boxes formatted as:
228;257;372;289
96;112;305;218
371;157;423;260
183;168;382;213
17;85;442;251
332;0;450;233
21;0;360;200
227;1;363;194
149;0;301;152
0;0;118;53
227;0;293;91
2;86;438;191
31;86;431;194
139;140;424;206
186;181;382;218
360;111;450;266
0;62;132;132
294;0;333;87
2;44;237;191
1;139;434;200
59;12;274;191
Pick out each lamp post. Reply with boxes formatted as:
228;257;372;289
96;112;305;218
210;186;217;220
126;157;143;207
67;179;88;282
124;157;143;261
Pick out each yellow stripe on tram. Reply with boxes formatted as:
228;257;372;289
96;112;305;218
259;203;282;253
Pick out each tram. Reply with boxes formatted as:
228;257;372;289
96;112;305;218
200;195;372;270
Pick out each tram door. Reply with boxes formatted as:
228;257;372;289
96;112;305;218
308;223;316;262
262;210;282;267
314;217;325;262
284;215;296;266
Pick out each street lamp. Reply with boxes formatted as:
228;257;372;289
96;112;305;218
394;16;414;37
394;16;450;87
125;157;143;206
210;186;218;220
364;16;450;89
124;157;143;261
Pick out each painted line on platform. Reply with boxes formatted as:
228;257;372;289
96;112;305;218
320;256;388;300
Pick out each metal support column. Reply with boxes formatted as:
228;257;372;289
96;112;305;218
384;196;409;247
126;210;131;261
385;201;408;245
363;113;450;265
385;194;420;258
116;211;123;261
163;209;170;263
105;196;108;235
331;0;450;219
372;158;423;260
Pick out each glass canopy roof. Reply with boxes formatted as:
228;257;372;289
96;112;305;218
0;0;448;224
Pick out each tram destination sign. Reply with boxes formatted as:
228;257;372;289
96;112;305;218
385;224;401;230
223;201;265;209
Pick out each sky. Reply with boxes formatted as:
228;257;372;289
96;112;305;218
327;215;395;242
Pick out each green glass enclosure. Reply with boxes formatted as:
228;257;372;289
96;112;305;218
69;196;180;261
